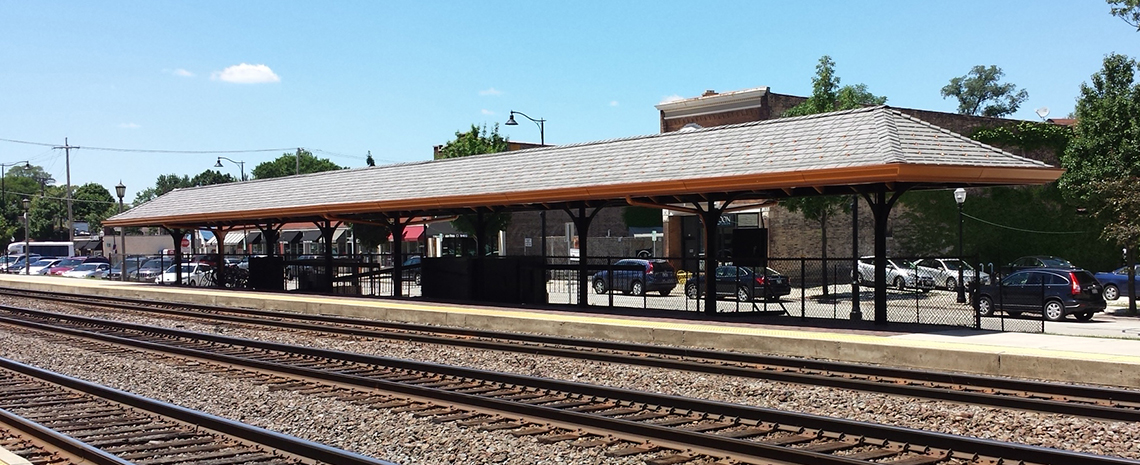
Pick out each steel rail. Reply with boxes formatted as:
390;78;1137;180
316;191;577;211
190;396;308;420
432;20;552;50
0;404;133;465
7;288;1139;422
0;307;1131;465
0;355;395;465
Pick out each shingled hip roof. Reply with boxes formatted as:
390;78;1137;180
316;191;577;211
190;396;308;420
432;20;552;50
106;106;1063;227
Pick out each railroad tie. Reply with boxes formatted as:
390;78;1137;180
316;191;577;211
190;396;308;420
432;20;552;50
606;443;661;457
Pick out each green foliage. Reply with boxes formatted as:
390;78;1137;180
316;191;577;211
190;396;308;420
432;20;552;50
897;186;1117;271
1059;53;1140;247
251;150;344;179
437;124;512;236
1109;0;1140;30
133;170;237;205
940;65;1028;117
73;183;116;231
622;207;663;228
352;223;389;253
782;56;887;117
971;121;1073;153
435;124;509;159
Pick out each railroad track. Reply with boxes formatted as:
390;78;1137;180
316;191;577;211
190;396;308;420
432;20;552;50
0;304;1130;465
0;354;393;465
4;288;1139;423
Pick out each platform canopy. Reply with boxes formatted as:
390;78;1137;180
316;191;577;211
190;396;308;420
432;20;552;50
104;106;1063;229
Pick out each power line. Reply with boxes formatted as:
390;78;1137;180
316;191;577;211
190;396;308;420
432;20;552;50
963;212;1090;235
0;137;294;154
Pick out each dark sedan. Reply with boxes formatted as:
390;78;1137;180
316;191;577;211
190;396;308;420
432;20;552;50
685;265;792;301
1093;265;1140;301
975;267;1105;321
1007;255;1075;272
591;259;678;296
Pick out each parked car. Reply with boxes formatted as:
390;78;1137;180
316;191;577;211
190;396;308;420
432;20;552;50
5;254;41;273
402;255;422;285
156;263;213;286
62;262;111;279
591;259;678;296
684;265;791;301
23;258;62;275
1008;255;1075;272
975;268;1105;321
914;258;990;290
1093;265;1140;301
134;257;174;282
855;257;935;291
46;256;109;276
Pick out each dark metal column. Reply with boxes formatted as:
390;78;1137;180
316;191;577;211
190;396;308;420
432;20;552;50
700;201;722;315
862;188;906;326
207;226;227;288
850;195;861;319
1128;246;1137;316
164;227;185;285
316;220;337;292
565;206;601;307
390;220;405;297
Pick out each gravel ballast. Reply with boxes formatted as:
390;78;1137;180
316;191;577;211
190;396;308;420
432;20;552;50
0;295;1137;461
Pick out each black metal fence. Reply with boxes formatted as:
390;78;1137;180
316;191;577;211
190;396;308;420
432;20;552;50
99;252;1052;333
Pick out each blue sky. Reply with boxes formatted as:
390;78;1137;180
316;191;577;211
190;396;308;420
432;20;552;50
1;1;1137;201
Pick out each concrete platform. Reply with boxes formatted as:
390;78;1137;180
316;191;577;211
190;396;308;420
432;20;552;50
3;275;1139;389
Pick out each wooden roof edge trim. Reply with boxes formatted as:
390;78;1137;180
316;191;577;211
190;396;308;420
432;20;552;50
103;164;1064;228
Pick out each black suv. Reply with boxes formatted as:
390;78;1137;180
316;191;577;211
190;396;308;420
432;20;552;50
1007;255;1075;272
975;268;1105;321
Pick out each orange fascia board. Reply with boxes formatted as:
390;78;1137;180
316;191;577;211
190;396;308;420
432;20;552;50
104;164;1065;227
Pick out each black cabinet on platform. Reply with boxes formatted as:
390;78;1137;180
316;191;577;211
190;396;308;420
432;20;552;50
422;257;546;305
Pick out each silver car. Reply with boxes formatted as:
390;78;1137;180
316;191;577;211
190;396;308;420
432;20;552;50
855;257;935;290
915;258;990;290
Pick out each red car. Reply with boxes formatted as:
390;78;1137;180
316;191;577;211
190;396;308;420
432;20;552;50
47;256;110;276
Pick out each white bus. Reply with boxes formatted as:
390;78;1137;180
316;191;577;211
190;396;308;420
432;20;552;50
7;241;75;258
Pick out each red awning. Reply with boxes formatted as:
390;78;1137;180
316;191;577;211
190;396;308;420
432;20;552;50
388;225;425;242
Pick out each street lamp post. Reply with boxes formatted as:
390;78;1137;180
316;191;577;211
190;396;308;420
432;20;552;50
505;110;548;262
505;110;545;146
116;181;127;282
214;157;246;181
21;197;30;276
954;188;967;303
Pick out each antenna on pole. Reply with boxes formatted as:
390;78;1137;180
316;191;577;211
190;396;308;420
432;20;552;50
1035;107;1050;121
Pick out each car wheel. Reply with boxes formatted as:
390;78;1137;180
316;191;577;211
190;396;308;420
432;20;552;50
1104;284;1120;301
659;289;671;297
977;296;994;317
630;280;644;296
685;282;698;299
736;286;751;302
592;279;607;294
1043;300;1066;322
945;277;957;291
1074;311;1095;322
188;279;197;287
893;276;906;289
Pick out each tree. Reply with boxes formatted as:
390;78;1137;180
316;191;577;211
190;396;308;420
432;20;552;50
437;125;511;253
940;65;1028;117
781;55;883;294
73;183;116;231
782;56;887;118
1109;0;1140;30
1058;54;1140;315
251;150;344;179
435;124;509;160
190;170;236;187
133;170;236;206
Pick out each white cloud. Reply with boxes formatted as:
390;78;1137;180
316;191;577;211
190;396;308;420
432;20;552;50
172;68;194;77
118;123;140;129
609;100;619;107
211;63;280;84
659;94;684;104
479;87;503;96
481;109;495;115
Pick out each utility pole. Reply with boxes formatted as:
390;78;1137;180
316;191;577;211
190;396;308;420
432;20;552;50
53;138;78;242
295;148;302;175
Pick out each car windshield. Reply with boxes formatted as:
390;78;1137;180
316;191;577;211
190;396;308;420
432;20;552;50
57;258;82;267
164;264;197;273
72;264;99;271
941;260;974;271
30;260;55;266
1040;257;1073;267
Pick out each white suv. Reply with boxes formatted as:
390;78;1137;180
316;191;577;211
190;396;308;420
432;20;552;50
915;258;990;290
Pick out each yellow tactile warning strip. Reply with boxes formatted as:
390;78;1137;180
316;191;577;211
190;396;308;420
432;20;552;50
5;275;1140;387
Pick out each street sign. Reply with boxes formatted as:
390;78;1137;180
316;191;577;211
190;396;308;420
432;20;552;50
181;237;190;247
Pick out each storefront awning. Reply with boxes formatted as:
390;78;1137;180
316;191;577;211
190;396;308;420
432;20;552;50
388;225;425;242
